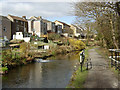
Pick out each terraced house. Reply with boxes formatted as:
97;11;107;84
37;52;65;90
7;14;28;39
54;20;72;37
70;24;82;38
43;19;55;33
55;25;62;34
0;15;11;40
28;16;47;37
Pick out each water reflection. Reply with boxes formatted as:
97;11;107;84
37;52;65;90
2;52;79;88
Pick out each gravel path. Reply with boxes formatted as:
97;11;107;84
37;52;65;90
84;48;119;88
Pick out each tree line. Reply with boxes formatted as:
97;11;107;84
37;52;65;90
74;2;120;49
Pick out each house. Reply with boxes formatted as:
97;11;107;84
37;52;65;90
55;25;62;34
54;20;72;37
13;32;31;42
70;24;82;38
43;19;55;33
28;16;47;37
0;15;11;40
7;14;28;39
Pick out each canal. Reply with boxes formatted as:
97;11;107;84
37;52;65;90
2;52;79;88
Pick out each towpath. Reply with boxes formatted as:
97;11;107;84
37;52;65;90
84;48;119;88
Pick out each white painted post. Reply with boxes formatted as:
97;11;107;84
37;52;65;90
80;55;82;64
80;51;83;72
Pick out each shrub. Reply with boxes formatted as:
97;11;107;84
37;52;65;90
2;67;8;72
48;33;61;41
2;50;13;66
69;39;86;50
20;42;30;57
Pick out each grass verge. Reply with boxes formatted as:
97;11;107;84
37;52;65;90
66;46;92;88
95;47;119;77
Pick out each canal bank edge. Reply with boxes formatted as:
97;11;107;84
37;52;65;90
1;46;83;75
67;47;93;88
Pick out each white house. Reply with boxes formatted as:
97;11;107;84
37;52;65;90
13;32;31;42
28;16;47;37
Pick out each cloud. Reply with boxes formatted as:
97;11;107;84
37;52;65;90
0;0;80;2
1;2;74;18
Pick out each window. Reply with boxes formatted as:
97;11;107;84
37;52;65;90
44;23;46;26
3;27;6;32
21;21;23;25
52;23;55;27
0;20;1;24
24;28;26;32
16;26;19;31
16;20;18;23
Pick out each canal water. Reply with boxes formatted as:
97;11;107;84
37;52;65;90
2;52;79;88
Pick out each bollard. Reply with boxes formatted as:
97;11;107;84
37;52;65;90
81;63;82;72
90;58;92;69
86;59;88;70
118;52;120;71
115;51;117;70
111;51;113;67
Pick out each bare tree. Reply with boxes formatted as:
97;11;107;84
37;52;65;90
74;2;120;49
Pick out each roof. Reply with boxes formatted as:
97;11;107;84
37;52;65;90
30;16;38;20
55;20;70;27
71;24;84;31
0;15;7;18
0;15;10;20
9;44;20;47
71;24;77;27
43;19;51;22
29;16;42;21
43;19;55;24
8;14;27;22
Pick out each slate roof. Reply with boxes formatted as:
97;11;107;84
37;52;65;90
55;20;70;27
8;14;27;22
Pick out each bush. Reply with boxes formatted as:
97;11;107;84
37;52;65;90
2;67;8;72
2;50;12;66
20;42;30;57
69;39;86;50
48;33;61;41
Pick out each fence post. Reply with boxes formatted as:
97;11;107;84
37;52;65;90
111;51;113;67
86;59;88;70
81;63;82;72
115;51;117;70
118;51;120;71
79;52;82;72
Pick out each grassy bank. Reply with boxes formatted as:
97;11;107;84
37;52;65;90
67;47;92;88
1;33;86;75
95;47;119;77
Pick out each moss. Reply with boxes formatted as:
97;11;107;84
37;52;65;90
2;67;8;72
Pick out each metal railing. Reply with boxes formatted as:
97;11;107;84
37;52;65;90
109;49;120;70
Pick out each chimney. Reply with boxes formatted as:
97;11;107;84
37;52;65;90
22;16;26;20
38;16;42;19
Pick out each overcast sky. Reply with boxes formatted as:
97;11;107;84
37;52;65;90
0;1;76;24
